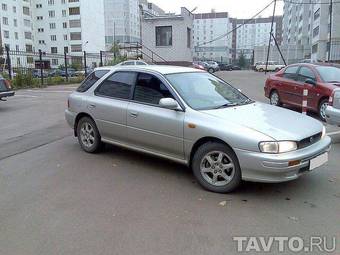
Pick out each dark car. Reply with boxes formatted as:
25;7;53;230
218;63;233;71
49;68;76;77
0;75;15;101
32;69;48;78
231;65;241;70
265;63;340;121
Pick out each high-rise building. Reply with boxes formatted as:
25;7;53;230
283;0;340;61
193;12;233;63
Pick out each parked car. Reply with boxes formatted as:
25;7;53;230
265;63;340;121
206;61;220;72
74;67;94;77
0;75;14;101
325;89;340;126
32;69;48;78
65;65;330;193
255;61;285;72
231;65;242;70
192;61;208;71
218;63;233;71
116;60;148;66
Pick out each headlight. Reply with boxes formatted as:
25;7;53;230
321;126;326;139
259;141;297;154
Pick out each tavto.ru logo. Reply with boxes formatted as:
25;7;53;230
233;236;336;253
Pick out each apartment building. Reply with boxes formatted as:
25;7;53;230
283;0;340;62
231;16;283;62
193;12;233;63
139;0;164;17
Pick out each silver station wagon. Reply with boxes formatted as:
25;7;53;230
65;65;331;193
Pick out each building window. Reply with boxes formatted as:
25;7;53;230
24;32;32;39
13;6;16;13
63;22;67;28
36;4;42;8
187;28;191;48
313;26;319;37
69;7;80;15
51;47;58;53
26;44;33;52
64;47;69;53
69;19;81;28
37;16;43;20
69;0;80;2
314;8;320;20
38;28;44;32
52;59;58;65
2;3;7;11
63;34;68;40
39;40;45;45
2;17;8;25
51;35;57;41
155;26;172;47
62;10;67;17
48;0;55;5
4;31;10;39
50;23;56;29
49;10;55;17
14;19;17;27
23;7;30;15
15;32;18;40
312;43;318;53
70;32;81;40
71;44;82;52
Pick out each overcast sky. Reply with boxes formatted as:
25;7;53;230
149;0;283;19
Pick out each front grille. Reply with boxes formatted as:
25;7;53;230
297;132;322;149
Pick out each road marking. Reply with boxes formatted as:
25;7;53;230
327;130;340;136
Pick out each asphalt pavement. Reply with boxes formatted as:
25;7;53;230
0;71;339;255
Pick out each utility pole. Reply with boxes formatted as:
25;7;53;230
328;0;333;62
113;21;116;61
265;0;276;74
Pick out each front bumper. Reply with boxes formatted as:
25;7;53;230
0;90;15;99
325;106;340;126
234;136;332;183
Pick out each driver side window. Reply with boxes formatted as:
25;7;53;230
297;67;316;83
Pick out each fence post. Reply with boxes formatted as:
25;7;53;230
302;85;308;115
38;49;44;87
100;51;103;67
5;46;12;80
83;51;87;77
64;51;69;82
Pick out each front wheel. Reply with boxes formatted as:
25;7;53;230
318;99;329;122
192;142;241;193
77;117;103;153
270;90;281;106
208;68;214;73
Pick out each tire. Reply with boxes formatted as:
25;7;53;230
259;68;264;72
208;68;214;73
318;99;329;122
77;117;103;153
192;142;242;193
275;68;280;72
270;90;282;106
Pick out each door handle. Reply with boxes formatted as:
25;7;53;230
129;111;138;118
88;104;96;109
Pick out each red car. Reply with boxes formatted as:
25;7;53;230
265;63;340;121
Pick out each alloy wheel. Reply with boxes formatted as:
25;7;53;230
80;122;95;148
200;151;235;187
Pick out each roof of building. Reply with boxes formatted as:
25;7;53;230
194;12;229;19
95;65;203;75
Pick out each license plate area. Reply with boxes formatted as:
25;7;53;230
309;152;328;171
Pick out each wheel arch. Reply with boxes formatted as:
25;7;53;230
318;96;329;108
189;136;236;167
74;112;95;137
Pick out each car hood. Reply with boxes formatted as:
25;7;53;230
202;102;323;141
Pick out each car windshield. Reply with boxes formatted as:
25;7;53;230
316;66;340;83
165;72;252;110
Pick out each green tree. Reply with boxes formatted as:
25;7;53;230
238;51;246;68
110;42;121;57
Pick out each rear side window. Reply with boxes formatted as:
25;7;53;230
95;71;136;99
76;70;109;92
0;79;7;92
283;66;299;80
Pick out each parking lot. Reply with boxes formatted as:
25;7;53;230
0;70;339;254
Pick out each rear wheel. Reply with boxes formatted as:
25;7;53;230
318;99;328;122
208;68;214;73
192;142;241;193
259;68;264;72
77;117;103;153
270;90;281;106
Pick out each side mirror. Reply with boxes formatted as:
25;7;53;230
159;98;181;110
305;78;316;86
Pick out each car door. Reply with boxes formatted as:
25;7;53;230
296;66;318;110
126;72;185;159
280;65;301;106
88;71;136;143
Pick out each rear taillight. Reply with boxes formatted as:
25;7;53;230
4;80;11;89
329;91;334;106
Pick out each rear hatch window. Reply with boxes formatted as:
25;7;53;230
0;79;8;92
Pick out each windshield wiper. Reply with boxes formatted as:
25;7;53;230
239;98;254;105
214;103;239;109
